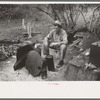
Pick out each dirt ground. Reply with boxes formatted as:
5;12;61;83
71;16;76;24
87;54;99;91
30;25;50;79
0;19;77;81
0;45;76;81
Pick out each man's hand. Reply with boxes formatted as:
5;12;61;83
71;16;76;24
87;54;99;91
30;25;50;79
50;42;61;49
50;42;58;46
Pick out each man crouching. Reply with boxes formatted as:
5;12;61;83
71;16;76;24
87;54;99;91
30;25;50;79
43;20;68;68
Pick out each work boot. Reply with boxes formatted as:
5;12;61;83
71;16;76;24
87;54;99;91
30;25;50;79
56;60;64;68
41;70;48;79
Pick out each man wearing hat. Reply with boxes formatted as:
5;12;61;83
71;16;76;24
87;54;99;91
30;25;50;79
43;20;68;68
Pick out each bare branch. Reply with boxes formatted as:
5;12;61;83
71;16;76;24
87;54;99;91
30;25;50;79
89;5;100;30
8;7;19;21
34;6;54;20
75;10;87;28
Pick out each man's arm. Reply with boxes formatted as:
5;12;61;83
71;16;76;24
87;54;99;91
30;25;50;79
43;30;53;46
57;31;68;45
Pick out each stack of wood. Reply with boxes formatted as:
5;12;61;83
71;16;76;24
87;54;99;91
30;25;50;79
69;49;90;68
65;53;97;80
65;41;100;81
0;44;18;60
0;45;8;60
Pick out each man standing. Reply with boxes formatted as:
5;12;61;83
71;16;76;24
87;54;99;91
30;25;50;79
43;20;68;68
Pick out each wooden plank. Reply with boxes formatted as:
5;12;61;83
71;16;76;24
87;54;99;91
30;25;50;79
65;64;97;81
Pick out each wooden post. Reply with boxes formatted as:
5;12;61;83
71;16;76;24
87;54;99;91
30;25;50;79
31;22;35;33
22;19;26;29
27;22;32;39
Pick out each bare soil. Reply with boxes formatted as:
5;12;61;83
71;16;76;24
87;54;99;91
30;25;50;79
0;19;77;81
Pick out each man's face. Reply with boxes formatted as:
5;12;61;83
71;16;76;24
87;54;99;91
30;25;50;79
54;25;60;33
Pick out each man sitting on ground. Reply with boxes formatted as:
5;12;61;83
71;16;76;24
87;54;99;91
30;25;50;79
43;20;68;68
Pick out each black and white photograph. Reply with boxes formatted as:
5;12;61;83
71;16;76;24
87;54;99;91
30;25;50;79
0;1;100;99
0;2;100;81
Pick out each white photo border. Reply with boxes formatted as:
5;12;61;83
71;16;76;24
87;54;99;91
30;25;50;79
0;1;99;99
